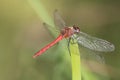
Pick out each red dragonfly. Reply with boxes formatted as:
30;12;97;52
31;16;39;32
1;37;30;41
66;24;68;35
33;10;115;58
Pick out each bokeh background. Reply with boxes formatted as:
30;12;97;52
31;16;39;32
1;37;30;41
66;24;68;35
0;0;120;80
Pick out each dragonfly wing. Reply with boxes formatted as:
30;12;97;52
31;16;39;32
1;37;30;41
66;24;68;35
43;23;60;38
43;23;59;32
76;32;115;52
54;10;66;29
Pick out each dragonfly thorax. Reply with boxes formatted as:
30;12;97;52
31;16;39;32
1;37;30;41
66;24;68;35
61;25;80;38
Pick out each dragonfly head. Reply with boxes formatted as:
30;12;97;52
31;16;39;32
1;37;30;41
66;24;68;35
73;25;80;33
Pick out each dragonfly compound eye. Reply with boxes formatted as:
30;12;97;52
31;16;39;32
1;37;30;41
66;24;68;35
73;25;80;33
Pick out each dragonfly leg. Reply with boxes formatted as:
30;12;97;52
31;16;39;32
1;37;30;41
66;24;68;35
67;38;71;56
70;35;78;44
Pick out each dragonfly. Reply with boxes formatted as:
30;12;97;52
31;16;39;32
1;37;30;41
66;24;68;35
33;10;115;58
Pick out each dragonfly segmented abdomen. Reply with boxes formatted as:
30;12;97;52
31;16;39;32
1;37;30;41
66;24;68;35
76;32;115;52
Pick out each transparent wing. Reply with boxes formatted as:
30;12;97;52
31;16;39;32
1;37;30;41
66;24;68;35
76;32;115;52
43;23;59;33
54;10;66;29
43;23;60;38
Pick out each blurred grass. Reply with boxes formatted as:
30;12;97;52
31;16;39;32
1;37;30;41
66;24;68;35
0;0;120;80
28;0;54;27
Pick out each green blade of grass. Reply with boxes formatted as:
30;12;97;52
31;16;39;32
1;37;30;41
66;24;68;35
28;0;54;27
70;40;81;80
28;0;59;37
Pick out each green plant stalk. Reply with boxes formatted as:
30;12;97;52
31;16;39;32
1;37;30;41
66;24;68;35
28;0;58;37
28;0;54;27
70;40;81;80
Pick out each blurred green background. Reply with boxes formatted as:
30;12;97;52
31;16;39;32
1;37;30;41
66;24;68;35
0;0;120;80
